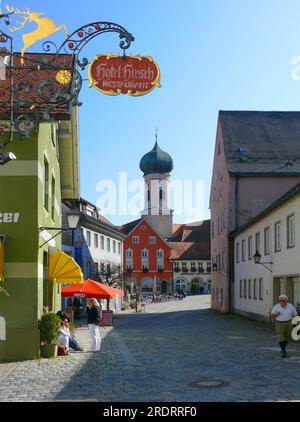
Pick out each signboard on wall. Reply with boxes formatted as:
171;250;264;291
88;54;161;96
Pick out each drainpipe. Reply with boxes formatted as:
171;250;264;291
228;236;234;312
235;176;240;231
230;176;240;313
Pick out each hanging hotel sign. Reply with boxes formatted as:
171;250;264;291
88;54;161;96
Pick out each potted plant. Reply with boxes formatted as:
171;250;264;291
174;267;180;272
182;267;188;273
142;268;149;273
39;313;61;358
191;267;197;273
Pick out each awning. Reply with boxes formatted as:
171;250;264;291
0;238;4;282
48;251;84;284
61;279;125;299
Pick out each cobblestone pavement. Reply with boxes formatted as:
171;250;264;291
1;295;300;402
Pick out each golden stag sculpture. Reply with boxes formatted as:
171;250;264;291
6;5;69;63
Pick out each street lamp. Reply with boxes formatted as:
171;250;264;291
65;210;81;229
253;250;273;272
39;209;81;248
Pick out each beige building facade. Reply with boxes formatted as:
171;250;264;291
233;183;300;321
210;111;300;313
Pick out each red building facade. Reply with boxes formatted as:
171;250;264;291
122;218;173;295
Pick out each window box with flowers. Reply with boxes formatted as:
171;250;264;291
142;268;149;273
182;267;188;273
198;267;204;273
174;267;181;272
191;267;197;273
126;268;133;273
158;268;164;273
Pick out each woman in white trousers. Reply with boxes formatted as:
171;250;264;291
86;298;101;352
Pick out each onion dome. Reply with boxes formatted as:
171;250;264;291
140;142;174;176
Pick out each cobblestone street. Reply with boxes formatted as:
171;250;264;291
1;295;300;402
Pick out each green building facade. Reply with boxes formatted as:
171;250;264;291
0;110;80;361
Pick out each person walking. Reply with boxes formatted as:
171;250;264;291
86;298;101;352
271;294;298;357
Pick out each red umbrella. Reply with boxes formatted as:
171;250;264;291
61;279;125;299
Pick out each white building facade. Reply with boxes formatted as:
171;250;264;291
62;199;125;280
233;185;300;321
172;260;211;294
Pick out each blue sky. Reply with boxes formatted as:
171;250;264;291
3;0;300;225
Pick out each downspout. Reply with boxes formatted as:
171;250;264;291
235;176;240;230
228;235;234;312
230;176;240;312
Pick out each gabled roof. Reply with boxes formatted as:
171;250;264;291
231;181;300;237
220;111;300;175
63;198;125;238
170;242;211;260
172;224;184;237
172;220;211;243
121;217;173;249
119;218;142;235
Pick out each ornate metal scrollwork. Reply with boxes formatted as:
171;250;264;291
0;16;135;146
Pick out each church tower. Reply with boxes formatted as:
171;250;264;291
140;137;174;239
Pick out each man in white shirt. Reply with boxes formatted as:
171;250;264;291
271;294;298;357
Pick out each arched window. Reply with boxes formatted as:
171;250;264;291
141;248;149;258
175;278;187;293
126;248;133;258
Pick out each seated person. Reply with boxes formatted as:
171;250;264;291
56;309;69;322
57;319;83;352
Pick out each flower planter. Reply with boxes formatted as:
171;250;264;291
41;344;58;359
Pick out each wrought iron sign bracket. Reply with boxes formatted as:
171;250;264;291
0;15;135;146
